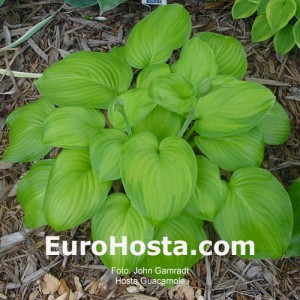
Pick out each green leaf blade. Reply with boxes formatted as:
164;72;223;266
17;160;54;228
43;106;105;150
44;150;112;231
132;106;183;142
120;132;197;226
252;15;275;42
257;101;290;145
125;4;191;69
274;24;296;55
195;82;275;138
171;38;218;88
90;129;128;181
3;99;55;162
98;0;127;13
108;88;156;130
214;167;293;259
196;32;247;79
232;0;259;19
185;156;227;220
36;52;133;109
194;127;265;171
287;178;300;257
266;0;297;32
142;212;207;284
92;193;154;274
149;73;196;114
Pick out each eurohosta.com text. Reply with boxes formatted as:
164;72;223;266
46;236;255;256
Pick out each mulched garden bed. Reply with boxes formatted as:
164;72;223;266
0;0;299;299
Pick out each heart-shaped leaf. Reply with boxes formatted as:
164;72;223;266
194;127;265;171
90;129;128;180
149;73;196;114
232;0;259;18
171;38;218;88
125;4;191;69
43;106;105;150
3;99;55;162
196;32;247;79
195;82;275;138
214;167;293;259
17;160;54;228
108;88;156;130
266;0;296;32
287;178;300;257
36;52;133;109
252;15;275;42
120;132;197;226
274;24;296;55
92;193;154;274
132;106;183;142
44;150;111;231
257;101;290;145
185;156;227;220
136;63;171;89
141;212;207;284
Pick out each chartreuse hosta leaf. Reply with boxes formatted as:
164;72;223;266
287;178;300;257
125;4;191;69
171;38;218;88
185;156;227;221
108;88;156;131
120;132;197;226
196;32;247;79
17;160;54;228
194;127;265;172
266;0;297;32
92;193;154;274
274;24;296;55
198;75;244;96
90;129;127;180
214;168;293;259
293;20;300;48
44;150;111;231
150;73;196;114
36;52;133;109
3;99;55;162
195;82;275;138
232;0;260;19
43;107;105;150
136;64;171;89
257;101;290;145
132;106;182;142
252;15;275;42
142;212;207;283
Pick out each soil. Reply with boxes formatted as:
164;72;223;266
0;0;299;299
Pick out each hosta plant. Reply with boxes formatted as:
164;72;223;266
64;0;127;14
232;0;300;55
2;4;298;284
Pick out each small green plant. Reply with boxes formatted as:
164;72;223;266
2;4;298;284
232;0;300;55
64;0;127;14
